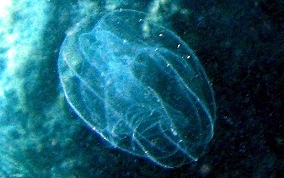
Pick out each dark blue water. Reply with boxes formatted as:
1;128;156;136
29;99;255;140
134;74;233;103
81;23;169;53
0;0;283;177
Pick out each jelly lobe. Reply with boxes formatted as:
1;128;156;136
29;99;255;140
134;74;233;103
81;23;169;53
58;9;216;168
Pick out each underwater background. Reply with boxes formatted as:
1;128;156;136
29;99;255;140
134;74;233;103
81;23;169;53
0;0;283;177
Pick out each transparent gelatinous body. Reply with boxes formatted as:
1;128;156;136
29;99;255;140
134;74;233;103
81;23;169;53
58;9;216;168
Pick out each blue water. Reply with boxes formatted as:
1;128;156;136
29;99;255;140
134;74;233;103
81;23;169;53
0;0;282;177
